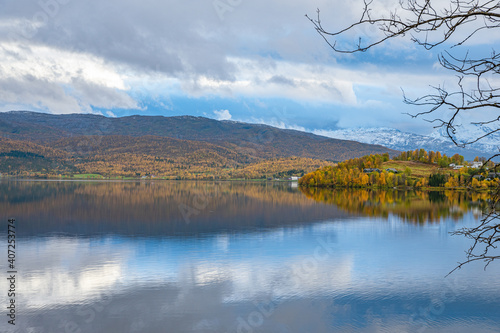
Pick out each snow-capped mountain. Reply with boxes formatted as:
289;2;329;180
428;124;499;153
314;126;499;160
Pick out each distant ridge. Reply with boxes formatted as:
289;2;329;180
0;111;397;160
0;111;398;178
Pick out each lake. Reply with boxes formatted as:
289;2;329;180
0;180;499;333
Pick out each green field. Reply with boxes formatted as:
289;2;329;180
382;160;442;178
71;174;104;179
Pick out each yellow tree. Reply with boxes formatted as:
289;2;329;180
378;172;387;187
360;173;369;186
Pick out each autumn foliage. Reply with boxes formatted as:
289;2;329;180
299;150;498;189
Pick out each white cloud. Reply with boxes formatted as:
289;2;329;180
0;42;139;114
213;109;232;121
0;0;495;138
0;0;429;114
246;117;307;132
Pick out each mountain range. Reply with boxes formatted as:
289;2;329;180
315;126;498;160
0;111;397;178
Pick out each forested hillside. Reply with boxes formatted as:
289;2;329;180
0;111;397;179
0;111;397;161
299;150;497;189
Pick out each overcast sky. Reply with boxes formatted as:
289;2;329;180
0;0;496;135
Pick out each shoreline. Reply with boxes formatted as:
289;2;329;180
0;176;493;192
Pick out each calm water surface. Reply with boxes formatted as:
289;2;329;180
0;180;499;333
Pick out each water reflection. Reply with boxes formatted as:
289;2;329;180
0;180;347;237
0;180;498;333
1;218;499;333
300;187;488;223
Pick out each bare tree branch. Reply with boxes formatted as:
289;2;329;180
307;0;500;273
306;1;500;53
